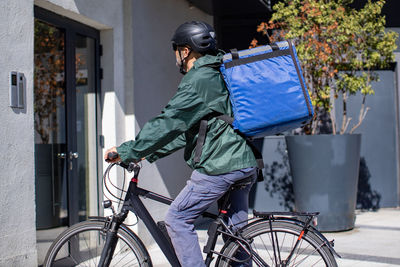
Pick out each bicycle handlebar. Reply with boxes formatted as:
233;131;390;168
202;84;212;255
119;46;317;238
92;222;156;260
106;152;140;174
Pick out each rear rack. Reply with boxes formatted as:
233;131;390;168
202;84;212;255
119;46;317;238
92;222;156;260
253;210;319;218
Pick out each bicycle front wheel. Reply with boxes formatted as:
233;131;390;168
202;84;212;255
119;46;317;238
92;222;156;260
43;219;152;267
217;219;337;267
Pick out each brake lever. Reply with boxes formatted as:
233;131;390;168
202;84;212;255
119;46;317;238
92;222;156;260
125;162;139;173
107;152;140;173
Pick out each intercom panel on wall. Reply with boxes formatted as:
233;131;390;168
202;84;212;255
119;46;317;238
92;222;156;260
9;71;18;108
9;71;25;109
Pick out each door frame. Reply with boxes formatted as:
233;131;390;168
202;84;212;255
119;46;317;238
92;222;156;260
34;6;102;226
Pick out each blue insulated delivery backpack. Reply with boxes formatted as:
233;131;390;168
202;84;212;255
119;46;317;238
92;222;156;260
195;41;313;178
219;40;314;137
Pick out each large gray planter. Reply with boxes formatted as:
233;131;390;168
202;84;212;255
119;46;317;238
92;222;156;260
285;134;361;232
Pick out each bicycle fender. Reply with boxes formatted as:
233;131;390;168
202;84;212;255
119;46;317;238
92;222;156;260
247;217;341;259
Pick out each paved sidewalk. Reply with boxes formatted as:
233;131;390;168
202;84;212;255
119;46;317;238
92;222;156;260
324;208;400;266
147;208;400;266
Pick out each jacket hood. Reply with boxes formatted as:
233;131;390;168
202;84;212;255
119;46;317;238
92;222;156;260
193;52;224;69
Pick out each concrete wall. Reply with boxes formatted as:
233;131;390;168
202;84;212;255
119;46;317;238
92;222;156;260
336;70;400;208
0;0;37;265
251;136;293;212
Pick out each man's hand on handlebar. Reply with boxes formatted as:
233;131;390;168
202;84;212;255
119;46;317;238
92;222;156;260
104;147;121;163
104;146;145;164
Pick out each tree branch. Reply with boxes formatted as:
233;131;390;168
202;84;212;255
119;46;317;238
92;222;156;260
350;95;370;134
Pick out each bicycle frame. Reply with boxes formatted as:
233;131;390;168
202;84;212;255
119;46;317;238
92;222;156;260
114;165;181;266
99;163;340;267
100;163;252;267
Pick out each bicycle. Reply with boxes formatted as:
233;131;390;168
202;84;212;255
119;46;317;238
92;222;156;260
44;155;340;266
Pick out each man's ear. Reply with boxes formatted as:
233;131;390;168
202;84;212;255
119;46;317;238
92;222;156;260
182;47;191;57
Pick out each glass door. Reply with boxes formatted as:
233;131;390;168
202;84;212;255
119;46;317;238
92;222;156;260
75;34;98;221
34;7;101;263
34;19;68;230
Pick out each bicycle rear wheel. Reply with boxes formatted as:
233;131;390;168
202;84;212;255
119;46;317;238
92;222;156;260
43;219;152;267
217;219;337;267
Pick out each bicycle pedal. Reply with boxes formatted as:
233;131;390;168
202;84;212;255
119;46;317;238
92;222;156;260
329;239;335;247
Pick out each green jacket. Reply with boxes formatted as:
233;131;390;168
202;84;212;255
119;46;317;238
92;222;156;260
117;53;257;175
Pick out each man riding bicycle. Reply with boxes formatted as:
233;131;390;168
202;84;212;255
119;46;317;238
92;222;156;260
105;21;258;267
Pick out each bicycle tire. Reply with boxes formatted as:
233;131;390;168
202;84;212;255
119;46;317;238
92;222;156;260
217;219;337;267
43;219;152;267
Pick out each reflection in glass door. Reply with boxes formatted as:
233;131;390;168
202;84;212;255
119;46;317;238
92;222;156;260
34;19;68;229
34;8;101;263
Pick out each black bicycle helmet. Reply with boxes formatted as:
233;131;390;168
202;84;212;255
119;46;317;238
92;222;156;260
171;21;217;54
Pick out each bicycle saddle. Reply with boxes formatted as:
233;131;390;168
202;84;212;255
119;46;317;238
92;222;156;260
230;176;254;190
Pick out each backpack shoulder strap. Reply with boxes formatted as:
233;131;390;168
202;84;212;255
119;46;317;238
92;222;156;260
193;113;223;164
193;119;209;164
216;114;234;125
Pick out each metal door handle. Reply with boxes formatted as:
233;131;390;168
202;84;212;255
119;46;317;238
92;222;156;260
57;153;66;159
69;152;79;159
68;152;79;170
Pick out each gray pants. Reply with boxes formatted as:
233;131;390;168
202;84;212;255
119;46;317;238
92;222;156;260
164;167;257;267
